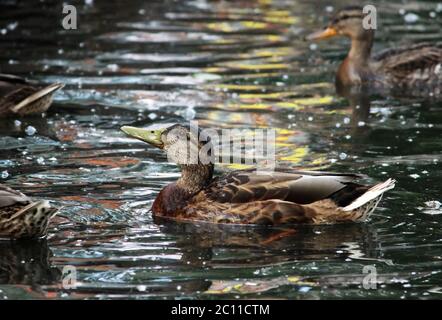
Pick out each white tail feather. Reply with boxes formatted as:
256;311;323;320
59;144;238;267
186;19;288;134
342;178;396;211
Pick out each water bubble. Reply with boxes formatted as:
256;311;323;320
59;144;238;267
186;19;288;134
148;113;157;120
58;48;64;54
409;174;420;179
307;116;313;121
339;152;347;160
309;43;318;51
1;171;9;179
185;107;196;120
36;157;45;165
14;120;22;127
404;13;419;23
25;125;37;136
357;121;365;127
429;11;437;18
399;8;406;15
343;117;350;124
176;285;182;291
138;9;146;15
325;6;334;13
1;29;7;35
335;123;341;128
425;201;441;209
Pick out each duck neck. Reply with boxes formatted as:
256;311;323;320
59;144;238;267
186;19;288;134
347;34;373;67
176;163;214;195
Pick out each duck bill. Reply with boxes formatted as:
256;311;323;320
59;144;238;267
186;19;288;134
306;27;337;40
120;126;165;148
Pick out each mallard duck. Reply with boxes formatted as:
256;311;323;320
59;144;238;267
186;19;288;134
0;73;64;117
0;240;61;285
121;124;395;225
306;6;442;91
0;185;58;239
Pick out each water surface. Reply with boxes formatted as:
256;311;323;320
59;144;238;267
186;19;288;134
0;0;441;299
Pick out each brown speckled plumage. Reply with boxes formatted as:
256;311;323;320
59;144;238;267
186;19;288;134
0;73;64;117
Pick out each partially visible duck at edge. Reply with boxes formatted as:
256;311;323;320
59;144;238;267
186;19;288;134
0;184;59;239
0;73;64;117
121;124;395;226
306;6;442;93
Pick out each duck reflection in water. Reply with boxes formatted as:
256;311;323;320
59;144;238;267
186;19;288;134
155;217;385;266
154;218;391;295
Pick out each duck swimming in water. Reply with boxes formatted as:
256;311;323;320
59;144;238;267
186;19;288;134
306;6;442;93
0;184;58;239
121;124;395;225
0;73;64;117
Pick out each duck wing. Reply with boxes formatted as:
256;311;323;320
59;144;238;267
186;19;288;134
205;169;364;205
0;184;31;208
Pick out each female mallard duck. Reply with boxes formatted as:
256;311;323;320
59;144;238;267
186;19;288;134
0;185;58;239
121;124;395;225
306;6;442;91
0;73;64;117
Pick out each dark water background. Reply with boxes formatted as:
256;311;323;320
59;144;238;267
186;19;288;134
0;0;441;299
